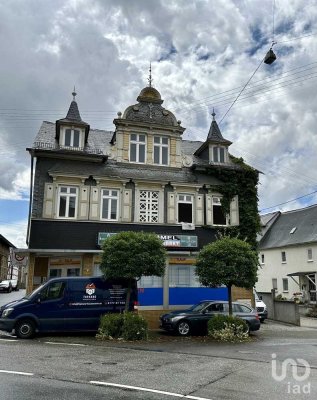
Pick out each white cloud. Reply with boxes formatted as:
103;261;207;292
0;0;316;224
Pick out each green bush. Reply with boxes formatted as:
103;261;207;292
275;294;287;301
306;306;317;318
208;315;249;342
97;313;123;339
97;312;148;341
122;312;148;341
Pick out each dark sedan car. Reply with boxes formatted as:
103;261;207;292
160;300;260;336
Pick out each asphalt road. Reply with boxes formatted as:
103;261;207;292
0;291;316;399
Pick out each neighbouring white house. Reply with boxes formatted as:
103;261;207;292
257;204;317;304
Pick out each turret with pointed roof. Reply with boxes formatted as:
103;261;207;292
55;89;90;143
194;111;231;163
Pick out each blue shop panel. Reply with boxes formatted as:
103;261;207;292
169;287;228;306
138;288;163;306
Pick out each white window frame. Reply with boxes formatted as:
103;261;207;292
129;133;146;163
57;186;78;219
272;278;278;290
210;146;227;163
139;190;159;223
177;194;193;224
282;278;289;292
100;188;119;221
307;248;313;262
212;196;228;226
61;127;83;148
153;135;169;165
281;251;287;263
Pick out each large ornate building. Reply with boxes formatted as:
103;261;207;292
25;82;255;322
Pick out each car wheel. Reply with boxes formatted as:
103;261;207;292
244;322;250;334
15;319;36;339
176;320;191;336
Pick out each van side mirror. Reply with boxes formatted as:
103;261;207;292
259;296;262;300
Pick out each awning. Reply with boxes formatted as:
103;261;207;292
287;271;317;277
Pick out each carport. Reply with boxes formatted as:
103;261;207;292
287;271;317;304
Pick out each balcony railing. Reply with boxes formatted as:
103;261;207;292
33;142;104;155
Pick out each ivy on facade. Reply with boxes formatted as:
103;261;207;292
207;156;261;250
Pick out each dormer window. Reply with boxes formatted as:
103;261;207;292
60;128;83;148
65;129;80;147
211;146;226;163
130;133;146;163
153;136;169;165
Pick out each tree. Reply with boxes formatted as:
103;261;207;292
195;237;258;315
100;231;166;310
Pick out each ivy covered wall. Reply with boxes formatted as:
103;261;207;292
206;156;261;250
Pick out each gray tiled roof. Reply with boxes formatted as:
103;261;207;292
207;120;232;145
32;121;113;155
47;159;223;185
259;205;317;249
32;122;240;170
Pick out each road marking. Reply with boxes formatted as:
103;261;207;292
0;338;17;342
44;341;87;346
0;369;34;376
90;381;212;400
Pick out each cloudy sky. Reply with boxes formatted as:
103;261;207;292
0;0;316;247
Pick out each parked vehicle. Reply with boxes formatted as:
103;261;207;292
0;277;138;339
0;280;12;293
160;300;260;336
9;279;19;291
254;289;268;322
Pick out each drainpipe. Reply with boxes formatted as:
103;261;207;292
26;151;34;246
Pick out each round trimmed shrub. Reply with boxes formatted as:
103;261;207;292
97;312;148;341
122;312;148;341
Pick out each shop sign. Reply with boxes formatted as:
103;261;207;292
169;257;196;265
98;232;198;248
50;257;81;266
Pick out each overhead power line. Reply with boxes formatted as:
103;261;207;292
260;190;317;213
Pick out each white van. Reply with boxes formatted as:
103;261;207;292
254;289;268;322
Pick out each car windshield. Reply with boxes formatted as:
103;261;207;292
188;302;210;312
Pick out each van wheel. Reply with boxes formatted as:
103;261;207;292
176;320;191;336
15;319;36;339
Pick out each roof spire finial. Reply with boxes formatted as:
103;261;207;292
148;62;153;87
72;86;77;101
211;108;216;121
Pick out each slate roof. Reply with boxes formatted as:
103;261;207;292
259;205;317;249
207;120;232;145
32;121;113;155
257;211;280;242
56;100;89;127
47;159;223;186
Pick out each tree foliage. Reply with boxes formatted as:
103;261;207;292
196;237;258;314
100;231;166;281
100;231;166;311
